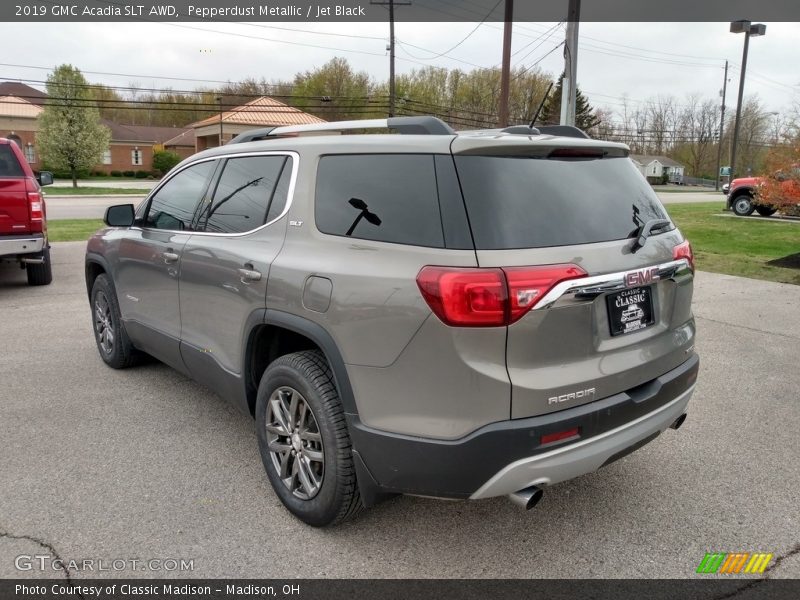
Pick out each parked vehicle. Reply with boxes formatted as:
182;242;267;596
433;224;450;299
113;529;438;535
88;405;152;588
0;138;53;285
727;170;800;216
85;117;699;526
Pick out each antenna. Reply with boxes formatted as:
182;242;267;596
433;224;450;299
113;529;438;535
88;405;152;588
530;81;554;128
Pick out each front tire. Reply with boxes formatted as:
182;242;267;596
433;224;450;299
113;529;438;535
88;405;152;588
732;194;755;216
255;350;363;527
26;246;52;286
90;274;140;369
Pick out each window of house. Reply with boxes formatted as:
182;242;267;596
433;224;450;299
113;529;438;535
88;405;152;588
199;155;292;234
131;149;143;166
24;145;35;164
102;149;112;165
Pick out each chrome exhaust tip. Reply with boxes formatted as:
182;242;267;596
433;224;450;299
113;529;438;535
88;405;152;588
670;413;687;430
508;485;544;510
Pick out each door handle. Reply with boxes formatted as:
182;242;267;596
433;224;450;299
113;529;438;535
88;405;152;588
162;251;179;263
238;266;262;283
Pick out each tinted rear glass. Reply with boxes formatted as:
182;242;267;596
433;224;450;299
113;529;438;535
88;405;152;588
0;145;24;177
454;155;670;250
315;154;444;248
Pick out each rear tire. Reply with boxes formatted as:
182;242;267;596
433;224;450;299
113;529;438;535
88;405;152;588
90;274;140;369
255;350;363;527
755;205;777;217
732;194;755;216
26;246;52;286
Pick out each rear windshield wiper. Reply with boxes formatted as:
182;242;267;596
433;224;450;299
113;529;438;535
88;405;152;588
630;218;671;253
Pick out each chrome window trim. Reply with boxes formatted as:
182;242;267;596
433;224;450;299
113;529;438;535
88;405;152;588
135;150;299;238
533;259;691;310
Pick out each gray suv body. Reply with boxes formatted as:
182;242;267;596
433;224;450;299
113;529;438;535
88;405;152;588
85;117;699;526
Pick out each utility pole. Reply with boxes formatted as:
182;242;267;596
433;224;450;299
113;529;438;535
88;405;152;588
560;0;580;126
729;20;766;182
714;60;729;191
216;96;223;146
498;0;513;127
372;0;411;117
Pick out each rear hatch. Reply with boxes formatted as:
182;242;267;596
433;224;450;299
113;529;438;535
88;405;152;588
451;136;695;419
0;142;31;234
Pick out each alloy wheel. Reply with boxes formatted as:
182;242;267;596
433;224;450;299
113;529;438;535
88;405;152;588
94;292;115;354
266;386;325;500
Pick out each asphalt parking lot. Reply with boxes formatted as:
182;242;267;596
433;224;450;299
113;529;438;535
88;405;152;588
1;242;798;579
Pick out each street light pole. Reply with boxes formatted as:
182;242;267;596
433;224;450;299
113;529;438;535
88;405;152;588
729;21;766;183
498;0;513;127
714;60;728;191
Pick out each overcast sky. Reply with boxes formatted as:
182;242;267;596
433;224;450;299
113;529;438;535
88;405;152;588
2;21;798;121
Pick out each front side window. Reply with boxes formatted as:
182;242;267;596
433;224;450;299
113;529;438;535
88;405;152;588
315;154;444;248
198;155;291;234
143;161;214;231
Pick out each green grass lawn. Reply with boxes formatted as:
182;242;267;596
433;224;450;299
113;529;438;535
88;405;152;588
48;219;104;242
46;186;151;195
47;204;799;285
665;202;800;285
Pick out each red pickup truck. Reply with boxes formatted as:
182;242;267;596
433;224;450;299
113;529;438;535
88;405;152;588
0;138;54;285
727;170;800;217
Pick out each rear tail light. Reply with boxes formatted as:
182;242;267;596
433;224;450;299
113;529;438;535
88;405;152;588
28;191;44;233
673;240;694;272
417;264;587;327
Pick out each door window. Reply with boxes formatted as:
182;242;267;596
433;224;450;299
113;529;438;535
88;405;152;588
198;155;291;234
143;161;214;231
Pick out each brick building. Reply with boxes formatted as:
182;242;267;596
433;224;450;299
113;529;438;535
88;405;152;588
0;82;195;174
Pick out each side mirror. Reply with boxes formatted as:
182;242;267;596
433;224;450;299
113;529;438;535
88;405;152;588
36;171;54;186
104;204;136;227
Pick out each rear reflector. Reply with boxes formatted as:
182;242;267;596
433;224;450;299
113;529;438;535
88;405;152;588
673;240;694;272
417;264;587;327
540;427;580;446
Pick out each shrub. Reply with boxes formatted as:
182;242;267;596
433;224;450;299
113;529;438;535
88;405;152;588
110;170;123;177
135;170;149;179
122;170;135;178
152;150;181;176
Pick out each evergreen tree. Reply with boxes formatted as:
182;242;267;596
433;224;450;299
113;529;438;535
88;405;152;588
38;65;110;187
539;72;600;131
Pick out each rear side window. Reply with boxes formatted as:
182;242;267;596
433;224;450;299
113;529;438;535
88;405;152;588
200;155;292;234
454;155;671;249
0;145;24;177
315;154;444;248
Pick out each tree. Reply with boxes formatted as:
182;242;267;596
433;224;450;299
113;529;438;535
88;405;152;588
38;65;110;187
538;72;600;131
152;150;181;177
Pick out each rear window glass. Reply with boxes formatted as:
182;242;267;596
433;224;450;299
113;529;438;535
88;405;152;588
0;145;24;177
454;155;671;250
315;154;444;248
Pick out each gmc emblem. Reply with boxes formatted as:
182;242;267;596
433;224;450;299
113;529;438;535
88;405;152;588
624;267;660;288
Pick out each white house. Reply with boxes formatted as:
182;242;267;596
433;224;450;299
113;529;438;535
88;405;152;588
630;155;685;182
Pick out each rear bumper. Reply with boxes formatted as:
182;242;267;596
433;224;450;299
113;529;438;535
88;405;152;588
0;234;45;258
349;354;699;501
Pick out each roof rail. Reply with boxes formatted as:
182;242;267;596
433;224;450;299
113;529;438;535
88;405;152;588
227;116;455;144
536;125;589;139
228;127;278;144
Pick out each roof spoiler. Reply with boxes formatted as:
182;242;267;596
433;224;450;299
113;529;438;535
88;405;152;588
535;125;590;139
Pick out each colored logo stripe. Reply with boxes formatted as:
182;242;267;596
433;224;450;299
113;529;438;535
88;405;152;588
697;552;773;574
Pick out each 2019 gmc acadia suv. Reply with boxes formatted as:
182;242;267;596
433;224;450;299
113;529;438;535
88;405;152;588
85;117;699;526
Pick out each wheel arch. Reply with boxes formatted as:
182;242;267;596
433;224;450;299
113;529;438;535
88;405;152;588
85;252;112;299
243;310;358;418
